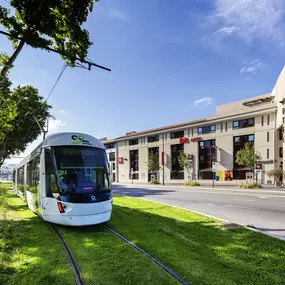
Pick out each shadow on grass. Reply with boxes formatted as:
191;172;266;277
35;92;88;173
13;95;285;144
107;201;285;285
0;196;75;285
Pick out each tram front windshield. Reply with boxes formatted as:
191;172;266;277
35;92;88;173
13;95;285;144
53;146;110;194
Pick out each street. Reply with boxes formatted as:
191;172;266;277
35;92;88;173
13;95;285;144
112;184;285;239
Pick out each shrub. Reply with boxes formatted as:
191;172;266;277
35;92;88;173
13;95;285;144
240;183;262;189
184;181;200;187
149;179;160;185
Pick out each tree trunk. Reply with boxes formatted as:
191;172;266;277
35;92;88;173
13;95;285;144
1;40;25;77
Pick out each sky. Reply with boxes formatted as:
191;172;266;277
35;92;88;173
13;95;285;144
1;0;285;165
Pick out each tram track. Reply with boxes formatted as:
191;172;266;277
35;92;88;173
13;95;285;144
101;224;191;285
51;224;85;285
50;220;190;285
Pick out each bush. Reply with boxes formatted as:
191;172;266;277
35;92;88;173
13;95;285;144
149;180;160;185
240;183;262;189
184;181;200;187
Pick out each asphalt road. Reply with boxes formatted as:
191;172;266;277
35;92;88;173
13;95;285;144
112;184;285;239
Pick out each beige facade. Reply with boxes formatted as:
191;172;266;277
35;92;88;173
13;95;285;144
102;66;285;185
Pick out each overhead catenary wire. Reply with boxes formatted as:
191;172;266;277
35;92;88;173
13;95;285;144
45;62;67;102
0;29;111;72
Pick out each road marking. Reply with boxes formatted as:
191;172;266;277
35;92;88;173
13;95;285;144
259;196;267;199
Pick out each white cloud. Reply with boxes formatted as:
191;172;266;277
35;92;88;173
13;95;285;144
108;8;130;22
59;110;67;114
194;97;214;106
212;26;239;36
240;59;263;79
209;0;285;45
48;119;67;133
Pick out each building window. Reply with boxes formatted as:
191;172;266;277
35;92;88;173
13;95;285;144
261;116;264;126
283;108;285;115
267;132;269;142
109;152;115;161
221;123;223;132
105;143;115;149
170;131;184;139
197;125;216;135
283;117;285;124
170;144;184;180
198;140;216;180
148;135;159;143
232;118;255;129
191;129;194;136
279;129;283;141
112;162;116;170
279;147;283;158
130;150;139;179
225;122;227;132
267;149;269;159
233;134;254;180
267;115;270;125
129;138;139;146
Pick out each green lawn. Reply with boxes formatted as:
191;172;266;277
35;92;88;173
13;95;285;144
0;182;75;285
2;182;285;285
108;196;285;285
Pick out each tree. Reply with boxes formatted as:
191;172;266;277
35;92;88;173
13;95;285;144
178;152;193;181
146;152;160;182
0;78;51;166
267;169;275;182
235;143;260;172
0;0;99;76
268;168;284;182
0;54;17;143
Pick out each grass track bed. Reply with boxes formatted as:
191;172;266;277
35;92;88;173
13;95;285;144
58;225;179;285
0;183;74;285
108;196;285;285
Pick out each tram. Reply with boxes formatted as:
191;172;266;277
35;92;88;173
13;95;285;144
13;132;112;226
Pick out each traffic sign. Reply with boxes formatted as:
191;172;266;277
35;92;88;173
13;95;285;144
212;162;216;172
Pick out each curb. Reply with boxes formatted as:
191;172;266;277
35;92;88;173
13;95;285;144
113;183;285;195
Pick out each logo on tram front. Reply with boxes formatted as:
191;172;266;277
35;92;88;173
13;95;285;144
71;135;92;145
90;195;96;201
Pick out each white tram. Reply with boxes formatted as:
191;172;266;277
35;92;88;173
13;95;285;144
13;132;112;226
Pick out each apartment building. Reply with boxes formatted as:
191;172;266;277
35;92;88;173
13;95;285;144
102;66;285;185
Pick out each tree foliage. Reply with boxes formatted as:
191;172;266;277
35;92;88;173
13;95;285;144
235;143;260;170
0;0;99;76
178;152;191;172
268;168;284;182
146;152;160;173
0;76;51;166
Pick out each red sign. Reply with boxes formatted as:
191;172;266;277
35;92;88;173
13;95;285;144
191;137;202;142
179;137;189;144
118;157;124;164
255;163;262;169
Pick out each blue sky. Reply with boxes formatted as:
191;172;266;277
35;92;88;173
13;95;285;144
2;0;285;164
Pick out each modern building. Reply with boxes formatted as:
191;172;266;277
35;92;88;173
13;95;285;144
101;66;285;185
0;163;16;181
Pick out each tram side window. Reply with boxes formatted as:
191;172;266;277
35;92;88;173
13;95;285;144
27;156;40;193
45;149;59;197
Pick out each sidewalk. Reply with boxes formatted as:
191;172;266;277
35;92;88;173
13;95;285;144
113;182;285;193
